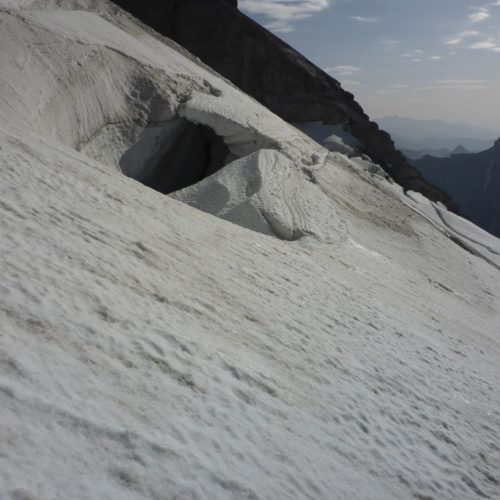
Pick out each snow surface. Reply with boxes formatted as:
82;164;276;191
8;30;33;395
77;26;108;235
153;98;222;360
404;192;500;270
0;2;318;176
1;2;500;499
172;149;339;242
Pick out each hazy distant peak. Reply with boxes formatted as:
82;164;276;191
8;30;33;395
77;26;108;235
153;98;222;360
451;145;468;155
377;115;497;141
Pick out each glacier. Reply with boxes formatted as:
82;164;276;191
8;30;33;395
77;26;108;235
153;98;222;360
0;1;499;499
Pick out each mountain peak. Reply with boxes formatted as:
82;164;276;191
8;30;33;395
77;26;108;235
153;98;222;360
451;145;468;155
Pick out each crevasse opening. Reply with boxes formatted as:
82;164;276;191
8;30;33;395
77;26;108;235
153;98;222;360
119;118;231;194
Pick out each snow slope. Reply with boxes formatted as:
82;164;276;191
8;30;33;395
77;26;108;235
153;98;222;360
0;0;318;177
172;149;340;242
1;2;500;499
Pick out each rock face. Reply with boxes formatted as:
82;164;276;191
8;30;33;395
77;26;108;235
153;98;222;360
110;0;457;211
413;139;500;237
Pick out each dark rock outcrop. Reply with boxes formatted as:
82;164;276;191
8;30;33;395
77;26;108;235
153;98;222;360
413;139;500;237
111;0;457;210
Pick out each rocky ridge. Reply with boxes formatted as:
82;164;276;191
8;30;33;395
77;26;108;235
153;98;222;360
413;138;500;237
110;0;457;210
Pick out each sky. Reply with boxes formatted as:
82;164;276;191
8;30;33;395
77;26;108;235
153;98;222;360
239;0;500;131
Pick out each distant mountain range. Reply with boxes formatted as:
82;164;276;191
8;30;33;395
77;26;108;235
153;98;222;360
412;139;500;237
377;116;496;158
377;115;497;141
401;145;472;160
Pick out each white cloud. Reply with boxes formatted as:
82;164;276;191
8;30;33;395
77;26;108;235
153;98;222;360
429;55;442;60
469;7;490;23
406;50;425;61
416;79;488;91
469;39;497;49
466;35;500;51
239;0;329;33
444;4;500;52
445;30;480;45
470;11;490;22
401;49;425;57
325;65;361;76
351;16;377;23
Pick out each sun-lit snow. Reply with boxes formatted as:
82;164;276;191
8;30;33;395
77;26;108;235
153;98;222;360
172;149;339;241
1;1;499;499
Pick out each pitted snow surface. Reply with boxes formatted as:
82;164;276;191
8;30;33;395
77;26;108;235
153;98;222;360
1;2;500;500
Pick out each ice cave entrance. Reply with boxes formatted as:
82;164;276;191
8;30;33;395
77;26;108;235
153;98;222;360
119;118;231;194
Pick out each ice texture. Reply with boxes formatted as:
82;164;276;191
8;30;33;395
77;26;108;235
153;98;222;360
0;2;499;499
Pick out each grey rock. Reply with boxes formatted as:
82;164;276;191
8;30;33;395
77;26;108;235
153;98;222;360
413;139;500;237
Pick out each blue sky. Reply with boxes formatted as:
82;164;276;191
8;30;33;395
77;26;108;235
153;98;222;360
239;0;500;131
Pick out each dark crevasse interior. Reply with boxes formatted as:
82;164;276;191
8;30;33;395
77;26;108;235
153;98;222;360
120;118;231;195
